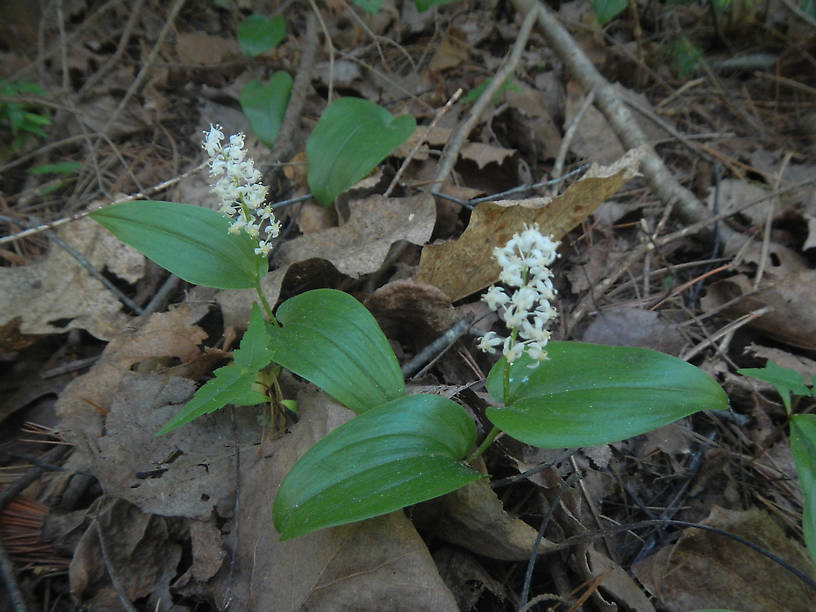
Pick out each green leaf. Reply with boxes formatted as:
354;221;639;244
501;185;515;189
239;72;292;148
273;394;481;540
237;14;286;57
27;161;82;175
738;361;813;415
414;0;459;10
462;77;521;104
353;0;383;12
486;342;728;448
790;413;816;567
590;0;628;25
267;289;404;413
91;200;267;289
306;97;415;205
157;303;274;434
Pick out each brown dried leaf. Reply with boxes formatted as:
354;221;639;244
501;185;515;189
0;217;143;349
417;148;645;301
70;498;183;610
632;506;815;612
216;193;436;328
581;308;687;355
460;142;517;169
429;26;468;72
177;32;239;65
702;271;816;350
211;392;459;611
413;475;557;561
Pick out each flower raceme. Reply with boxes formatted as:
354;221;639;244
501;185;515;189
202;124;280;257
477;225;560;367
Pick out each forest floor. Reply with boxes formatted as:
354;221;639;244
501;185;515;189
1;0;815;610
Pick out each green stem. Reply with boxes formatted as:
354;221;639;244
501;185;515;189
467;425;501;464
256;283;279;326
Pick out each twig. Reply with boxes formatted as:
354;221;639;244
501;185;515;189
401;316;473;379
385;88;462;198
432;6;540;188
101;0;185;137
0;537;29;612
511;0;731;242
755;151;792;289
0;445;71;612
270;15;318;167
308;0;335;103
95;520;139;612
520;471;583;608
77;0;146;98
552;87;595;196
0;161;207;246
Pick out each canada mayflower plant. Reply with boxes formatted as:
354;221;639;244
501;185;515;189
478;225;560;367
88;101;729;545
203;124;280;256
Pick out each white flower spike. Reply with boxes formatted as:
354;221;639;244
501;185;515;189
478;224;560;368
202;124;280;256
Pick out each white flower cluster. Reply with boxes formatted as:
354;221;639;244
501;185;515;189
202;124;280;257
477;224;560;367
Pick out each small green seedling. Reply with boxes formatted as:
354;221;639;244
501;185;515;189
739;361;815;566
0;79;51;151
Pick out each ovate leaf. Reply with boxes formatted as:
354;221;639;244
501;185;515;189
590;0;628;25
91;200;267;289
239;72;292;148
273;394;481;540
157;303;274;434
738;360;813;415
353;0;383;12
306;97;415;205
267;289;404;413
237;14;286;57
486;342;728;448
414;0;459;10
790;413;816;566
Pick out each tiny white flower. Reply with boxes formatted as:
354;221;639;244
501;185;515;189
202;124;279;256
483;286;510;310
477;224;560;365
477;331;503;354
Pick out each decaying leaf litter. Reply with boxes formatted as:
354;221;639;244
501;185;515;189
1;1;815;610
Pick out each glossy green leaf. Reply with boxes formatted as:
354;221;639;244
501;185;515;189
414;0;459;10
306;97;415;205
738;361;813;415
790;413;816;567
273;394;481;540
267;289;404;413
27;161;82;175
91;200;267;289
590;0;628;24
353;0;383;12
157;304;274;435
237;14;286;57
239;72;292;148
486;342;728;448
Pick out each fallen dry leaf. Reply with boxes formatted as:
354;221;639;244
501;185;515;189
417;147;645;301
460;142;517;169
580;308;687;355
702;271;816;350
0;216;143;350
217;193;436;328
632;505;815;612
413;475;557;561
211;391;459;611
176;32;239;65
70;497;184;610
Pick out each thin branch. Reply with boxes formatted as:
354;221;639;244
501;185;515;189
432;6;540;188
